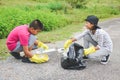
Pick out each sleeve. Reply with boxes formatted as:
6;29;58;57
18;32;29;46
97;33;104;49
74;30;89;40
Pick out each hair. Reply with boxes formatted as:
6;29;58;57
92;25;101;30
29;19;44;30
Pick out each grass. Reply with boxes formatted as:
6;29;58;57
0;0;120;59
1;15;120;59
0;39;10;60
37;23;84;43
0;23;83;59
0;0;38;6
37;14;120;43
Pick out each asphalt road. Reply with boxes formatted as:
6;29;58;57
0;18;120;80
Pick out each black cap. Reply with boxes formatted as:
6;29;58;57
85;15;99;26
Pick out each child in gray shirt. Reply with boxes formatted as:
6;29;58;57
64;15;113;64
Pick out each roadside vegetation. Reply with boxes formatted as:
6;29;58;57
0;0;120;59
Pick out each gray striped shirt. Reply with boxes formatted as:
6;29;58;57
74;29;113;52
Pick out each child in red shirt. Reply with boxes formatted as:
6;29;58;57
6;19;48;63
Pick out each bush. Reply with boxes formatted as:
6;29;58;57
0;7;70;39
48;2;64;11
65;0;87;8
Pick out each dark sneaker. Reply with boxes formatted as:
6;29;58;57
101;54;110;64
22;57;35;63
10;52;22;59
83;56;89;59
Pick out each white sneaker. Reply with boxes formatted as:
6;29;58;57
101;55;110;65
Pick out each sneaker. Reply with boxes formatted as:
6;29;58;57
10;52;23;59
22;57;35;63
101;54;110;65
83;56;89;59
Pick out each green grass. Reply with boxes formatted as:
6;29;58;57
37;14;120;43
0;39;10;60
1;14;120;59
0;23;83;59
37;23;84;43
0;0;38;6
0;0;120;59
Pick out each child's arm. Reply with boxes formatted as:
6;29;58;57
23;46;33;58
35;40;48;50
95;46;100;50
23;46;49;63
84;46;96;56
64;38;77;49
64;30;89;49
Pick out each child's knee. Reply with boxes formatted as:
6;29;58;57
28;35;37;46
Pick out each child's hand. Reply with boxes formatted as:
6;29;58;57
29;54;49;63
84;46;96;56
38;41;49;50
64;39;72;49
41;43;49;50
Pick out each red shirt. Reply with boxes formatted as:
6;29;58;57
6;25;30;51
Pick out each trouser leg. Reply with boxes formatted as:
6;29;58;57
10;35;37;59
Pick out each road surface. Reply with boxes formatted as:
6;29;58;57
0;18;120;80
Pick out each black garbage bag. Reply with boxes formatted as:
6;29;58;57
61;43;86;70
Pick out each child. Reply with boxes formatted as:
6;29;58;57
6;19;49;63
64;15;113;64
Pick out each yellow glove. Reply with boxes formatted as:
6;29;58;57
64;39;72;49
38;41;49;50
29;54;49;63
84;46;96;56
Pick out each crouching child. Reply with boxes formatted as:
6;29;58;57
6;19;49;63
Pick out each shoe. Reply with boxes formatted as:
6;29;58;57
101;54;110;65
10;52;22;59
83;56;89;59
22;57;35;63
